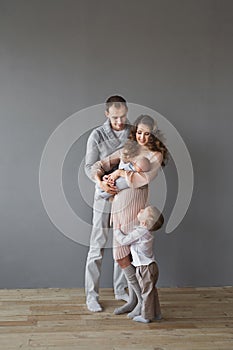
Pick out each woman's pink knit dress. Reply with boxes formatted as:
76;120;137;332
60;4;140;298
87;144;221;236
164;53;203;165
111;184;149;259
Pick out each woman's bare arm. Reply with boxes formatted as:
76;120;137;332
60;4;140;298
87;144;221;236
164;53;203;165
124;152;163;188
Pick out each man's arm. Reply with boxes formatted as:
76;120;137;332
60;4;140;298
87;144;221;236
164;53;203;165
85;131;120;194
85;130;100;182
94;171;118;195
114;227;148;245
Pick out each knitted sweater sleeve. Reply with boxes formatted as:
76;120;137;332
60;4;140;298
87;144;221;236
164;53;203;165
84;130;101;181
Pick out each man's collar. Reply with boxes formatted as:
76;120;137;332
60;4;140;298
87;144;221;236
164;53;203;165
103;118;131;138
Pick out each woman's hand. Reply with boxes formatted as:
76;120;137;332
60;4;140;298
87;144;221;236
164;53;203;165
107;169;124;183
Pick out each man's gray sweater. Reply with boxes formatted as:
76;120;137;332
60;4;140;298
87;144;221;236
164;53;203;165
85;119;131;182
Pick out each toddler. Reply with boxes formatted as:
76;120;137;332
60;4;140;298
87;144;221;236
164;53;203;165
115;206;164;323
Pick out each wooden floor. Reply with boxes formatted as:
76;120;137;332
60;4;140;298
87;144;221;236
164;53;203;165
0;287;233;350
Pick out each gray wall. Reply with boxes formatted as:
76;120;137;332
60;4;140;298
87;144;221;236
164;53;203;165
0;0;232;288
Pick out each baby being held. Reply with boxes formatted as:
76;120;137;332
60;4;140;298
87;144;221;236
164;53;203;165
96;156;151;200
115;206;164;323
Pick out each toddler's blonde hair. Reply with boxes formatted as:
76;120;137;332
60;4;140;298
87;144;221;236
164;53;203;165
144;206;164;231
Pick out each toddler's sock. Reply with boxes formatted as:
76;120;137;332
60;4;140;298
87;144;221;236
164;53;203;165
114;265;141;315
133;315;150;324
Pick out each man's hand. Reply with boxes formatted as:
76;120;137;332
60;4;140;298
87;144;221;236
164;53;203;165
99;180;118;195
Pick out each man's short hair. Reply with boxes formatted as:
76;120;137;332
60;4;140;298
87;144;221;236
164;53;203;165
105;95;128;112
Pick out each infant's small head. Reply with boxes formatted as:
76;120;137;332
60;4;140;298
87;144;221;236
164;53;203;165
137;206;164;231
134;156;151;172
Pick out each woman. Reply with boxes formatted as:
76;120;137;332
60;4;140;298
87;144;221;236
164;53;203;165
93;115;168;316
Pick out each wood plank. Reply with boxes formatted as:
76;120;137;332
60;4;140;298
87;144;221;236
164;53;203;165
0;287;232;350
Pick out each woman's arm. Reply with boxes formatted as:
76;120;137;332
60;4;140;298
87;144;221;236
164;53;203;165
106;168;125;183
124;152;163;189
91;149;121;179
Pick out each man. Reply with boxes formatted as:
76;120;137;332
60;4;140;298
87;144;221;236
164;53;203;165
85;95;131;312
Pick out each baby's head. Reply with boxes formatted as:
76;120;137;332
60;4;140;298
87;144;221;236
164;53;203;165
133;156;151;172
137;206;164;231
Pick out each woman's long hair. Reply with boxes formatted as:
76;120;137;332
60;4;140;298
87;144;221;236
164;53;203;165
128;115;169;167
